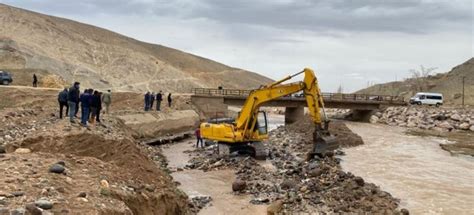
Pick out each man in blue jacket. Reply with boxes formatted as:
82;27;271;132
144;92;151;111
67;82;80;123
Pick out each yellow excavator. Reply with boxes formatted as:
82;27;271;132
200;68;338;159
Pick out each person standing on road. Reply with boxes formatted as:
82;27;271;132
80;89;92;126
32;74;38;87
67;82;80;123
102;90;112;114
167;93;172;108
156;91;163;111
150;92;155;111
58;88;69;119
195;127;203;148
144;91;151;111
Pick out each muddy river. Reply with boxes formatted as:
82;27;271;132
342;122;474;214
162;116;473;214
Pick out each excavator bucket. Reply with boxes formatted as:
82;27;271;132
313;132;338;155
312;123;339;156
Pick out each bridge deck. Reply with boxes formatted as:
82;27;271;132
191;88;406;106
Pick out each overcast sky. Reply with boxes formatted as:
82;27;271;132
2;0;472;92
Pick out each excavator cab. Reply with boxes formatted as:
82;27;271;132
256;111;268;135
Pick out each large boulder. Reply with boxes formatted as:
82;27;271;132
280;179;297;190
369;115;379;124
437;121;453;130
49;164;65;174
459;123;470;130
35;199;53;210
470;125;474;132
232;180;246;192
450;114;462;121
14;148;31;154
267;200;283;215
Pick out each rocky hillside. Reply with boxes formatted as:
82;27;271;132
357;58;474;105
0;4;272;92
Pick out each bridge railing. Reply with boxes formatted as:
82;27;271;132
192;88;252;96
192;88;405;103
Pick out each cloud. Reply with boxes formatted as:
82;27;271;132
3;0;471;34
1;0;472;92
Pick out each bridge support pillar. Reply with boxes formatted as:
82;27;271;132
285;107;304;124
349;110;375;122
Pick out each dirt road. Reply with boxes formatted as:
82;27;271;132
342;122;474;214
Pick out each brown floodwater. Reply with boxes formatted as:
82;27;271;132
342;122;474;215
161;140;267;215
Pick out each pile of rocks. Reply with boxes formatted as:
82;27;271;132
234;130;403;214
185;148;253;171
0;107;53;146
371;107;474;132
189;195;212;211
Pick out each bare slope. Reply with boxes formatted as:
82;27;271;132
357;58;474;105
0;4;272;92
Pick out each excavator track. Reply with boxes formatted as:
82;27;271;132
251;142;268;160
217;142;268;160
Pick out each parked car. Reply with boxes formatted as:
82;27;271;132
0;70;13;85
409;92;443;107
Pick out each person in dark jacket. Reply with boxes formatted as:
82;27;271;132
33;74;38;87
80;89;92;126
96;92;103;123
150;92;155;111
90;90;100;124
156;91;163;111
67;82;80;123
144;92;151;111
58;88;69;119
87;89;94;120
167;93;172;108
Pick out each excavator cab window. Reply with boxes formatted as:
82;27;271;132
256;111;268;135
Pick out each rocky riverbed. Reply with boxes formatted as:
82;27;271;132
369;106;474;156
371;106;474;132
182;120;408;214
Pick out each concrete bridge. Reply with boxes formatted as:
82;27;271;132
191;88;406;123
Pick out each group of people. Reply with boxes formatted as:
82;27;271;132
144;91;172;111
58;82;112;127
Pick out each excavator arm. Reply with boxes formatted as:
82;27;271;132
201;68;338;158
235;68;326;135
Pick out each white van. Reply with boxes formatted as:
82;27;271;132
409;92;443;107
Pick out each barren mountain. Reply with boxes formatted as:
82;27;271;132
357;58;474;105
0;4;272;92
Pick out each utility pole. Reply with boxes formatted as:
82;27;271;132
462;76;465;108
